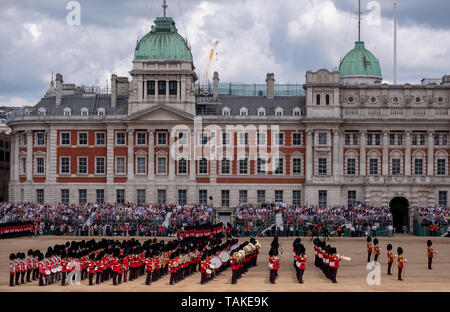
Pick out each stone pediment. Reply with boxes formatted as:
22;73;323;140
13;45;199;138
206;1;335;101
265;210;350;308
127;104;194;122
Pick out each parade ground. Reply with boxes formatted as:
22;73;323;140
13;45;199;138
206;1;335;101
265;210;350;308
0;235;449;292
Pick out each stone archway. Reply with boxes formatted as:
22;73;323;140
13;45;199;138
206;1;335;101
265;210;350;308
389;197;409;233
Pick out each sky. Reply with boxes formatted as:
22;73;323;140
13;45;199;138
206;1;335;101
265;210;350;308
1;0;450;107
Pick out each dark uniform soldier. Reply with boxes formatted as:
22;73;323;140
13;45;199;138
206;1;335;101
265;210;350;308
397;247;405;281
9;253;16;287
373;238;380;262
87;253;96;286
427;240;435;270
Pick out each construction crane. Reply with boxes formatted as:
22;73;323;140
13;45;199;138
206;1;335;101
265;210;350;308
202;40;219;95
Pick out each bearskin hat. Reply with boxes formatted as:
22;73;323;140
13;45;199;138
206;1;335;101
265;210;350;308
387;244;392;251
9;253;16;260
397;247;403;255
373;238;379;245
427;240;432;247
367;236;372;243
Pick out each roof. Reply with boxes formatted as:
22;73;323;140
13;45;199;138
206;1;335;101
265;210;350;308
134;17;193;62
339;41;382;78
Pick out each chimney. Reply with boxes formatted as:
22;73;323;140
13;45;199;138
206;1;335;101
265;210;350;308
55;73;63;106
442;75;450;86
213;71;219;100
266;73;275;100
111;74;118;108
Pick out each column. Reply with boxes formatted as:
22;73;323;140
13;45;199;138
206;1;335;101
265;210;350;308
127;129;135;181
333;130;340;179
177;78;180;100
382;131;389;175
148;130;155;180
26;131;32;182
305;130;313;181
166;80;170;102
143;79;147;102
427;131;434;176
169;128;175;180
138;78;143;102
360;131;366;176
155;80;159;100
190;131;196;180
181;77;186;102
405;131;411;176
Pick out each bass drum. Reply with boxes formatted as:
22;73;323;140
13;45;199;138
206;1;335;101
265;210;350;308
219;251;229;263
209;257;222;269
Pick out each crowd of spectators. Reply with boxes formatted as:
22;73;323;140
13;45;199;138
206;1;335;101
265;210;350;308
416;205;449;226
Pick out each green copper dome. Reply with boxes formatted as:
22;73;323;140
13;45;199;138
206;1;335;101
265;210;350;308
339;41;382;78
134;17;193;62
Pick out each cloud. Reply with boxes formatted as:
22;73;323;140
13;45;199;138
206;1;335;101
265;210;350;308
0;96;33;107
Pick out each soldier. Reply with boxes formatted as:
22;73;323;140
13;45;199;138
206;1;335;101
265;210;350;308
95;254;103;284
366;236;372;263
373;238;380;262
329;248;341;283
386;244;394;275
26;249;34;283
230;253;239;284
87;253;96;286
397;247;405;281
294;244;307;284
38;252;46;286
427;240;435;270
145;251;153;285
61;253;68;286
112;249;121;286
200;254;207;284
268;248;279;284
9;253;15;287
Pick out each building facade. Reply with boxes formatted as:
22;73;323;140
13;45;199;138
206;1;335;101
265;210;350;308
7;15;450;229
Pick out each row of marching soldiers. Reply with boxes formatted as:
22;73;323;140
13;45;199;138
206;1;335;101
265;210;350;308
229;238;261;284
313;238;341;283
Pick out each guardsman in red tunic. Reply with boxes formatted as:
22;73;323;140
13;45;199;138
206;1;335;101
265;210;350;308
26;249;34;283
61;256;68;286
373;238;380;262
427;240;436;270
14;253;22;285
429;224;434;236
145;251;153;285
32;251;39;281
330;248;341;283
95;255;103;284
230;254;239;284
433;224;439;236
112;249;121;286
397;247;405;281
294;245;307;284
9;253;16;287
386;244;394;275
87;254;96;286
122;254;129;282
268;248;279;284
200;254;207;284
169;254;178;285
366;236;372;263
38;253;46;286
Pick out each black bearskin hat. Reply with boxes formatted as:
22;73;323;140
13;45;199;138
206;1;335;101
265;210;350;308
427;240;432;247
397;247;403;255
387;244;392;251
373;238;379;245
27;249;34;256
367;236;372;243
9;253;16;260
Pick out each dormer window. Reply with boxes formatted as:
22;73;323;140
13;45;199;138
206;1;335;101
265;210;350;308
38;108;47;116
257;107;266;116
293;107;301;116
81;107;89;116
97;108;105;116
63;108;72;116
24;109;32;116
275;107;283;116
240;107;248;116
222;107;230;116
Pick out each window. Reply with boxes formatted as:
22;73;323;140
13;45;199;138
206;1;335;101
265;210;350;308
36;157;45;174
222;132;230;145
157;157;167;174
20;158;26;175
257;107;266;116
414;159;423;175
157;190;166;204
390;134;403;146
81;108;89;116
199;190;208;205
257;190;266;204
78;157;88;174
275;190;283;203
147;81;155;95
61;189;69;204
257;158;266;174
96;157;105;174
222;107;230;116
61;132;71;145
293;191;302;205
348;191;356;207
178;158;187;174
116;157;126;174
137;132;147;145
38;108;47;116
178;132;187;145
197;158;208;174
221;158;230;174
36;189;44;204
293;158;302;175
293;107;301;116
137;190;146;205
239;133;249;146
239;190;248;204
178;190;187;205
36;133;45;146
63;108;71;116
96;133;105;145
157;132;167;145
158;81;166;95
274;133;284;146
374;134;381;145
78;133;88;145
116;132;126;145
437;159;446;175
169;81;177;95
397;134;403;145
345;134;358;145
420;134;426;146
392;159;401;175
116;189;125;204
79;189;87;205
346;159;356;175
21;133;27;146
200;133;208;145
345;134;351;146
97;108;105;116
239;158;248;174
136;157;146;174
96;189;105;204
292;133;302;146
275;107;283;116
316;94;321;105
369;159;378;175
326;94;330;105
390;134;395;146
318;133;327;145
257;132;266;146
240;107;248;116
318;158;327;175
221;190;230;207
274;158;284;174
439;191;447;207
318;190;327;208
435;134;448;146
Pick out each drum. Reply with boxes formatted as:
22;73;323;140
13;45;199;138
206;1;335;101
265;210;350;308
219;251;229;263
209;257;222;269
45;269;51;275
206;269;212;274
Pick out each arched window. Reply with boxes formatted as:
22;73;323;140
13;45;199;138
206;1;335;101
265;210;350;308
367;150;381;175
326;94;330;105
81;107;89;116
240;107;248;116
344;150;359;175
257;107;266;116
316;94;321;105
275;107;283;116
293;107;301;116
412;150;426;175
222;107;230;116
435;151;448;176
390;151;403;175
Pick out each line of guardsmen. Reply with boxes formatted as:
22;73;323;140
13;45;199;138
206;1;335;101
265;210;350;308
313;238;341;283
229;238;261;284
292;238;307;283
